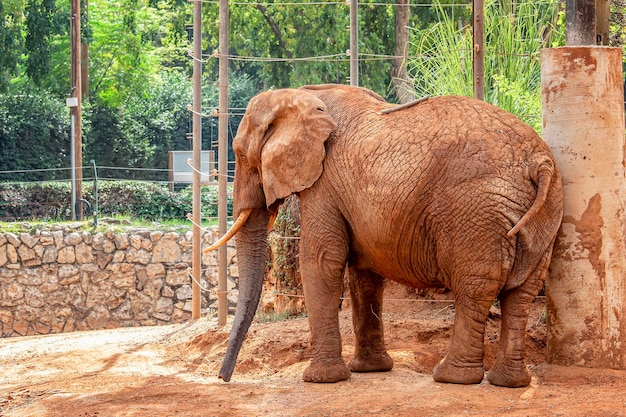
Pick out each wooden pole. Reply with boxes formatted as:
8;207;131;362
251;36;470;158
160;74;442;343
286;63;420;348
81;0;89;96
191;0;202;320
70;0;83;220
596;0;610;45
566;0;596;45
349;0;358;86
541;47;626;370
217;0;229;327
472;0;484;101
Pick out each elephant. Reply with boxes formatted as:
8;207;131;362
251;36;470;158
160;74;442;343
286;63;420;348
206;84;563;388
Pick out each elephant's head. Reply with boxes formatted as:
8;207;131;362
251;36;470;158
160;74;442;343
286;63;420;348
205;89;336;381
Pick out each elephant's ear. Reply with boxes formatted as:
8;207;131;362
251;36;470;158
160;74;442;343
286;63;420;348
260;91;336;208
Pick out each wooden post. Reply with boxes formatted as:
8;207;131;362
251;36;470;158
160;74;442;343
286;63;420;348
191;0;202;320
81;0;89;96
541;47;626;370
349;0;358;86
472;0;484;101
70;0;82;220
596;0;610;45
566;0;596;45
217;0;229;327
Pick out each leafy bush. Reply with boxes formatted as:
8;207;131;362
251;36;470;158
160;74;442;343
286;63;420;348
0;88;70;182
0;182;71;220
0;181;233;222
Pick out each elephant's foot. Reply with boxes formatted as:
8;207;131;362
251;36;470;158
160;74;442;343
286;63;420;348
348;350;394;373
303;359;351;383
432;356;485;385
487;359;531;387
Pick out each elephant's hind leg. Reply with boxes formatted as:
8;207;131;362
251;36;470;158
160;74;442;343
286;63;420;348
487;257;548;388
432;264;504;385
347;268;394;373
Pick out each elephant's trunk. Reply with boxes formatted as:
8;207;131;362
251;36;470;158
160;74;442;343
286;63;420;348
218;208;270;382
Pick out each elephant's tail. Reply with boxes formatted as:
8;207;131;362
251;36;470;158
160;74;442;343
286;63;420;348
507;157;557;237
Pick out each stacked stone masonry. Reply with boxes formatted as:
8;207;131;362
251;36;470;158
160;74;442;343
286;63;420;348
0;227;238;337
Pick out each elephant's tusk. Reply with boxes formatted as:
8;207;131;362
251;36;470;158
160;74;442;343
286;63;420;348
267;210;278;232
203;208;253;252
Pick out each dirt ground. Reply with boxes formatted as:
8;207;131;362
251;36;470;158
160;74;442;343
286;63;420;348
1;296;625;417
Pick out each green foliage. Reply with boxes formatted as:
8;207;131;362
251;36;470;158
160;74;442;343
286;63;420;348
94;181;190;219
0;181;233;222
83;98;128;170
0;182;74;220
0;88;70;182
0;0;24;91
24;0;66;86
409;0;564;132
119;71;192;179
204;0;400;98
268;196;301;290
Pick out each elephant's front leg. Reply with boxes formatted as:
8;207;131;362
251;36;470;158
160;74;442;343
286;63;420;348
300;212;351;383
347;267;394;373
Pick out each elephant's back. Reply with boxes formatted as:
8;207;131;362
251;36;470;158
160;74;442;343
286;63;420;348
323;94;554;286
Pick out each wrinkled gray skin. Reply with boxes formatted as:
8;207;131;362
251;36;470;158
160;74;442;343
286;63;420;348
218;84;563;387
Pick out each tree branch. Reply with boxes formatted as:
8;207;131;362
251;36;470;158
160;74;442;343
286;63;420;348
256;4;293;59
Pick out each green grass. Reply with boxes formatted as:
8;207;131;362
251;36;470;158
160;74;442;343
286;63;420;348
0;215;218;234
408;0;564;133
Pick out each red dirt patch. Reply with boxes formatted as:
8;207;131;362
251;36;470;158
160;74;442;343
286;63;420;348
1;297;625;417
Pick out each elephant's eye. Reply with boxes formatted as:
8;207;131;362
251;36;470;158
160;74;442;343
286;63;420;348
317;107;325;112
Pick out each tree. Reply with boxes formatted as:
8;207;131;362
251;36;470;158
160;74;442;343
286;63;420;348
0;0;24;91
0;89;70;182
25;0;65;86
391;0;414;103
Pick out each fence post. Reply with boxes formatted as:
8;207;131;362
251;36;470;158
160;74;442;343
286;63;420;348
472;0;484;101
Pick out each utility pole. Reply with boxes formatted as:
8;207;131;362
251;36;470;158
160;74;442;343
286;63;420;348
472;0;485;101
217;0;229;327
191;0;202;320
349;0;358;86
70;0;83;220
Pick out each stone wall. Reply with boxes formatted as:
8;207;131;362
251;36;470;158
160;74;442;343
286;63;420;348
0;226;238;337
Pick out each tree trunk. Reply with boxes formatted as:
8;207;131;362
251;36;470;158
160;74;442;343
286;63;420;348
541;46;626;370
391;0;414;104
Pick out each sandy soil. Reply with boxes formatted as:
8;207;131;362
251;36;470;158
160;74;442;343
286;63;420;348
1;297;625;417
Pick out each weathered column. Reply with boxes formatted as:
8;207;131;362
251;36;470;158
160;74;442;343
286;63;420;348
541;46;626;369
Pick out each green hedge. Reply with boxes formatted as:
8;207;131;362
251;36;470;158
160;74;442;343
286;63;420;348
0;181;233;222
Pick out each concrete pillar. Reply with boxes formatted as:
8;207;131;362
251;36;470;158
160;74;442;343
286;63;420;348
541;46;626;369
